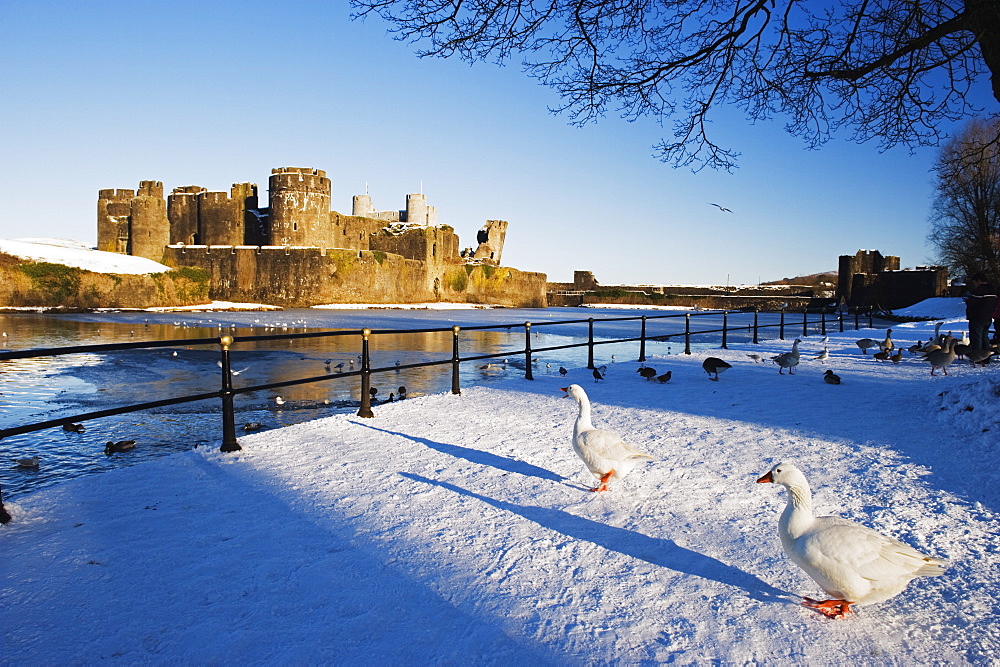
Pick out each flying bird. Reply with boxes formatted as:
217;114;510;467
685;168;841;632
708;203;734;213
757;462;947;619
560;384;653;492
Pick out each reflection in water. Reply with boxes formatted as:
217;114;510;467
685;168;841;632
1;309;882;500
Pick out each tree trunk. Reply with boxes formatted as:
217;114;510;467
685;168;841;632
966;0;1000;104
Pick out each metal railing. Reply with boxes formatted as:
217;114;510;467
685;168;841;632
0;308;871;452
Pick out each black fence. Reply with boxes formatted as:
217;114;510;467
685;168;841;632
0;308;872;452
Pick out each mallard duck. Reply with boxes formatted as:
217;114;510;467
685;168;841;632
636;366;657;380
559;384;653;492
654;371;672;383
702;357;732;381
62;423;85;433
757;462;948;618
967;347;995;367
823;370;841;384
104;440;136;456
14;456;40;468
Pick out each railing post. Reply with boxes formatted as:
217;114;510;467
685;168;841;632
587;318;596;369
839;309;845;333
821;309;827;336
218;334;241;452
802;308;808;338
753;310;759;344
451;325;461;395
868;308;874;328
854;309;860;330
779;309;786;340
684;313;691;355
524;322;534;380
358;328;374;418
638;316;647;362
721;311;729;349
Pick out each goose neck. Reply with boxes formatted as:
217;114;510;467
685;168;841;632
780;483;814;537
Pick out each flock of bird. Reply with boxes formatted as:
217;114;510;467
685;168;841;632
557;379;949;619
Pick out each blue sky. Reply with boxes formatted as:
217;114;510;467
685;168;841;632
0;1;991;285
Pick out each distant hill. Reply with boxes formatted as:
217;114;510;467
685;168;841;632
762;271;837;289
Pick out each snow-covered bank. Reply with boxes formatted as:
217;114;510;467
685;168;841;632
0;238;172;275
1;307;998;663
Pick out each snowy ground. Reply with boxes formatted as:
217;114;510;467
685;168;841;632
2;301;999;664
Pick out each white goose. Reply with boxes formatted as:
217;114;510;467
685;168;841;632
560;384;652;492
757;462;947;618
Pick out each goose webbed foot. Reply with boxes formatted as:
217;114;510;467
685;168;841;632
802;597;854;619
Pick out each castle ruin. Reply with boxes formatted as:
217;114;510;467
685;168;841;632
98;167;546;308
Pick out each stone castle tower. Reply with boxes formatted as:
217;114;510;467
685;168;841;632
98;167;506;265
97;181;169;261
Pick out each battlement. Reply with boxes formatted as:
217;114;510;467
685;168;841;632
271;167;326;178
99;189;136;201
137;181;163;198
172;185;207;195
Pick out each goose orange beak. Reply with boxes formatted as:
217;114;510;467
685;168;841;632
559;387;569;396
756;471;773;483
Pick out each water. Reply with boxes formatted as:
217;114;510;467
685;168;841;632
0;307;883;500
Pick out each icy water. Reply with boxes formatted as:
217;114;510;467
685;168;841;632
0;307;878;499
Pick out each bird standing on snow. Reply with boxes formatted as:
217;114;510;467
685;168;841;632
654;371;672;383
559;384;653;492
592;367;605;382
772;339;801;375
559;366;568;376
702;357;732;380
856;338;879;354
814;348;829;361
823;370;841;384
756;462;947;619
636;366;657;381
747;354;764;363
925;337;958;376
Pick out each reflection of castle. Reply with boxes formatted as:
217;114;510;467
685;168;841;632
96;167;541;307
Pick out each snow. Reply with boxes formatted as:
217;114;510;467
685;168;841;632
2;301;999;663
0;238;172;275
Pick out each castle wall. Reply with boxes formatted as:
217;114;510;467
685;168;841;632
329;212;389;251
161;246;547;307
268;167;332;247
369;224;460;265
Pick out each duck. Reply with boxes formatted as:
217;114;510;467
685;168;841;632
636;366;657;381
756;462;947;619
275;396;285;406
62;422;85;433
873;349;891;362
702;357;732;380
772;339;801;375
559;384;653;492
823;370;841;385
559;366;568;376
967;347;995;367
14;456;40;468
855;338;879;354
242;422;263;432
926;337;958;376
104;440;136;456
397;385;407;399
879;329;894;353
890;349;903;364
654;371;672;383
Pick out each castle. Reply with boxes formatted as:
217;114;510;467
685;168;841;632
98;167;545;308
